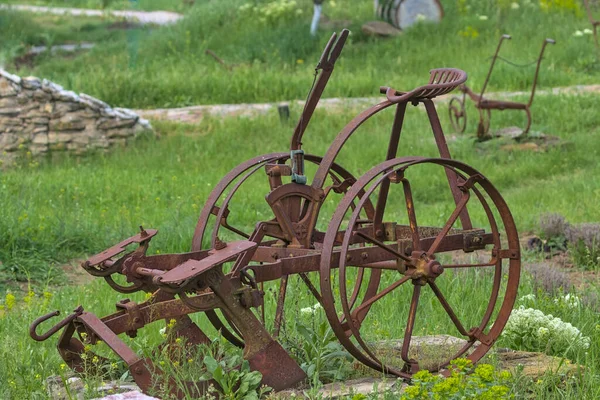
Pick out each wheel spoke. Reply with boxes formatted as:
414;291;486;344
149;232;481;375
428;281;469;336
443;262;496;269
351;275;411;321
354;231;412;263
427;191;470;257
401;284;422;363
401;178;421;251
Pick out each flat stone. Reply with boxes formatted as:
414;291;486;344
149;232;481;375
23;109;50;118
0;78;19;97
53;89;80;102
42;79;64;93
361;21;402;37
0;69;22;85
494;126;524;139
22;76;42;90
33;89;53;101
276;378;405;399
114;108;139;120
80;93;110;111
32;132;49;145
33;125;49;134
0;97;19;108
500;142;541;152
50;115;86;131
497;350;582;379
0;107;21;116
52;101;84;117
93;390;159;400
48;132;74;143
98;118;137;130
30;117;50;125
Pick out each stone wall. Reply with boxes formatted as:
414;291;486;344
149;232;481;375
0;69;152;163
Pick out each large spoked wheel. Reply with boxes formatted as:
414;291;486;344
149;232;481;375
448;97;467;133
191;153;376;346
319;157;520;377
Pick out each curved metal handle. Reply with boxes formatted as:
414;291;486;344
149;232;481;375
545;38;556;45
30;306;84;342
502;34;512;40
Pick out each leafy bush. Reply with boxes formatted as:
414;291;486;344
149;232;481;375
400;358;512;400
285;308;352;386
525;262;572;295
502;306;590;356
203;353;270;400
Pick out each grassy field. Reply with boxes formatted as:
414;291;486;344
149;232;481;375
0;92;599;397
0;1;599;399
1;0;599;108
1;0;189;12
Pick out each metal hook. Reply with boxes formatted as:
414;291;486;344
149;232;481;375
30;305;84;342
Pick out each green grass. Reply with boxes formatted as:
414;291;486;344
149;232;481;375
2;0;599;108
1;1;600;398
1;0;189;12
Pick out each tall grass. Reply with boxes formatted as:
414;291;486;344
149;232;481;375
2;0;599;108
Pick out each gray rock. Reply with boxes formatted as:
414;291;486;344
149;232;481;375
50;115;86;131
0;78;20;97
0;69;22;85
22;76;42;90
33;126;49;134
33;89;53;101
101;107;117;118
114;108;139;120
0;97;19;108
93;390;159;400
80;93;110;111
138;118;152;130
42;79;64;93
46;375;85;400
30;117;50;125
48;132;74;143
0;107;21;116
98;118;137;130
52;101;84;117
54;89;80;102
106;128;134;138
32;132;49;145
361;21;402;37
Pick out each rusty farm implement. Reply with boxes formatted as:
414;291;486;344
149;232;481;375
448;34;555;139
30;30;521;398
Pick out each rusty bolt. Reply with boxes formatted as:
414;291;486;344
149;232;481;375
361;252;368;260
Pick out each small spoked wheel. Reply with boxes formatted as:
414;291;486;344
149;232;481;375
319;157;520;377
477;109;492;139
448;97;467;133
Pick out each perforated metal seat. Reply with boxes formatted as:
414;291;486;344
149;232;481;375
380;68;467;103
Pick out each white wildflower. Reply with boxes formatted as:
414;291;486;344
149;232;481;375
300;303;322;315
554;293;580;309
519;294;536;302
415;13;427;22
503;306;590;353
159;327;166;335
511;2;520;9
573;30;584;37
583;29;593;35
479;15;489;21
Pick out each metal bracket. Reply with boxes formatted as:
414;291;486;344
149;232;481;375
463;229;486;252
290;149;307;184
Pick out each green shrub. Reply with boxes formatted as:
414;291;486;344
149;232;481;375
401;358;512;400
